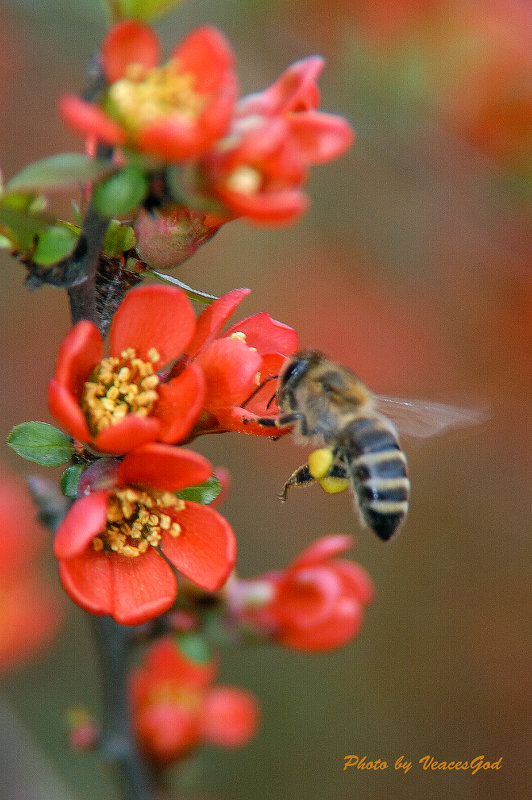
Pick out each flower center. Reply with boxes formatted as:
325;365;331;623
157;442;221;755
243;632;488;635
108;60;205;132
81;347;161;435
224;165;262;195
93;487;185;558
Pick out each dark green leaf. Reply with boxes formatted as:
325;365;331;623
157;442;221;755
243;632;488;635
176;475;222;505
7;422;74;466
93;166;148;217
176;632;212;664
60;464;84;498
5;154;114;194
146;269;218;305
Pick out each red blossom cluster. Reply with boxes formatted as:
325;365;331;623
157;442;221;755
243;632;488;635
131;637;259;764
60;20;354;225
49;284;296;624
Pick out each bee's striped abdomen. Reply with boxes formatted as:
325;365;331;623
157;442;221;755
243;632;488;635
340;416;410;541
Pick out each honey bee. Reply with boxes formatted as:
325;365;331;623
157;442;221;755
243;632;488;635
251;350;484;541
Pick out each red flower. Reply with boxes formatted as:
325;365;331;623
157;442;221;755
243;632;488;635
190;57;355;224
185;288;298;436
232;534;374;651
0;465;63;676
53;444;236;625
59;21;237;162
131;637;259;764
48;285;205;455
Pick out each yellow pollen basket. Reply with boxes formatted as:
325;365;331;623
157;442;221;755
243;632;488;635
93;488;185;558
109;60;205;131
308;448;349;495
81;347;161;435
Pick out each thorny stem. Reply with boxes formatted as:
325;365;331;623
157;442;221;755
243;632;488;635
89;616;157;800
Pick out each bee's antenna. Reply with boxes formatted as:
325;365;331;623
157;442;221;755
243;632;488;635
266;392;277;410
242;374;279;408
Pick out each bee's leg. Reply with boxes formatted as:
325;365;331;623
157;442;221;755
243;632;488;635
248;412;304;429
280;463;315;501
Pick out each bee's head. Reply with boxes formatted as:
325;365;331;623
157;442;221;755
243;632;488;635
279;350;325;390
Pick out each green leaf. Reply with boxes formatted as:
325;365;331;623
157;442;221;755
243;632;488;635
7;422;75;466
60;464;84;498
110;0;188;22
0;205;51;250
176;475;222;505
5;154;114;194
32;225;78;266
176;632;212;665
145;269;218;305
103;219;137;257
93;166;148;217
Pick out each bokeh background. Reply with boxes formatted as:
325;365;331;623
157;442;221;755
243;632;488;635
1;0;531;798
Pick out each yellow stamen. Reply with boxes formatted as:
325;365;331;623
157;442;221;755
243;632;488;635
94;488;185;558
81;347;161;436
108;60;205;132
225;165;262;195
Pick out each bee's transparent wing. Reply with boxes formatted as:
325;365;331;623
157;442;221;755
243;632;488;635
373;396;488;439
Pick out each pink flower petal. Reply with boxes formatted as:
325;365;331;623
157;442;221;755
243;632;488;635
218;186;309;225
109;285;196;365
289;111;355;164
161;502;236;591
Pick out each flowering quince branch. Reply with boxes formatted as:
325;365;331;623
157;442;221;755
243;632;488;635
2;9;371;800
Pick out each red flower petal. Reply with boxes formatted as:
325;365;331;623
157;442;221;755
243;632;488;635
108;548;177;625
161;502;236;591
289;111;355;164
59;94;126;146
203;686;260;747
138;117;212;162
196;338;262;408
59;546;177;624
118;444;212;491
291;534;354;569
109;285;196;365
172;26;235;95
224;312;298;355
278;601;363;652
156;361;205;443
102;21;160;84
54;491;110;559
205;406;288;436
218;186;309;224
275;566;342;629
52;320;102;397
48;378;91;442
58;550;114;616
186;288;251;358
93;413;161;455
239;56;324;116
334;561;375;606
140;638;217;688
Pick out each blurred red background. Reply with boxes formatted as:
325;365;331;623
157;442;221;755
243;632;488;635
0;1;530;798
